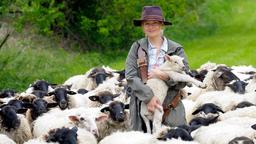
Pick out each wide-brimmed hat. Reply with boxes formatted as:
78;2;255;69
133;6;172;26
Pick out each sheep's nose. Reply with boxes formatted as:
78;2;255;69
92;129;99;137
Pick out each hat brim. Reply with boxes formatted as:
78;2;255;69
133;19;172;27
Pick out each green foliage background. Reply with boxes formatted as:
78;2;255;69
0;0;255;91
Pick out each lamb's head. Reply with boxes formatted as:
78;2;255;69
46;127;78;144
164;55;185;72
68;113;99;136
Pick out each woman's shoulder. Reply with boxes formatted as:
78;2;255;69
166;38;183;48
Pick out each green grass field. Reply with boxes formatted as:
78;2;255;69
0;0;256;91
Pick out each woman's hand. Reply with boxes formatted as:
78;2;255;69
147;96;162;113
148;68;169;81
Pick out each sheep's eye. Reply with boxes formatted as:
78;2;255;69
174;62;178;64
80;117;85;121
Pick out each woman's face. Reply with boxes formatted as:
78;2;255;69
142;20;163;38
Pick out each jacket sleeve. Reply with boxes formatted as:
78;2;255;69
165;46;190;89
125;42;154;104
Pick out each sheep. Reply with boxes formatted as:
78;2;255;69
141;55;206;133
24;80;55;95
63;66;114;91
219;106;256;121
228;136;254;144
99;130;200;144
47;86;77;110
96;101;130;141
24;127;97;144
32;107;99;138
0;89;16;98
0;134;16;144
192;117;256;144
0;105;32;144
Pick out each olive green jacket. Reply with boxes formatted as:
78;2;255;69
125;37;189;131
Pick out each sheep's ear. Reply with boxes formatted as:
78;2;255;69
48;91;55;96
67;90;76;95
251;124;256;130
124;104;129;109
47;102;58;108
95;114;108;122
113;94;120;99
164;55;171;61
17;108;28;114
100;107;110;113
89;96;99;101
68;115;79;122
71;127;78;132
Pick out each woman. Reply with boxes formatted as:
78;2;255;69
125;6;189;132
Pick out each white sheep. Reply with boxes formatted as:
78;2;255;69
0;134;16;144
141;55;206;133
32;107;99;138
192;117;256;144
219;106;256;121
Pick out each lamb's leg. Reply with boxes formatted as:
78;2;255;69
168;72;207;88
152;106;164;133
140;102;152;133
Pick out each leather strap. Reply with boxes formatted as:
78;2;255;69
162;90;182;124
137;42;148;84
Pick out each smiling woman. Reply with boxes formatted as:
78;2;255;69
125;5;190;133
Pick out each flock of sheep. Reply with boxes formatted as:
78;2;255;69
0;58;256;144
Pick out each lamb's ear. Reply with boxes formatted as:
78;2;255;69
68;115;79;123
164;55;172;61
95;114;108;122
100;107;110;113
47;102;58;108
67;90;76;95
17;108;28;114
89;96;99;101
113;94;120;99
124;104;129;109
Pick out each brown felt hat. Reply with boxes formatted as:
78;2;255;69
133;6;172;26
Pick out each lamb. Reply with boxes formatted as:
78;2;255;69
96;101;130;141
0;105;32;144
0;134;16;144
141;55;206;133
24;127;97;144
33;107;99;138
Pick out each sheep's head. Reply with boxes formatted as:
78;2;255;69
88;67;113;86
48;87;76;110
68;114;99;136
100;101;129;122
0;105;21;131
46;127;78;144
164;55;185;72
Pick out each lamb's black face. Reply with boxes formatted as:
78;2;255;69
33;80;50;91
7;100;24;110
0;89;16;98
95;73;107;86
108;102;126;122
228;80;247;94
47;127;78;144
50;88;69;110
160;128;193;141
31;99;48;120
0;106;20;131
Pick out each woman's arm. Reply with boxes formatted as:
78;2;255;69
125;42;154;104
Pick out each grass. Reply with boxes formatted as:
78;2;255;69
1;0;256;91
182;0;256;69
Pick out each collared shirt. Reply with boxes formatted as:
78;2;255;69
148;36;168;72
